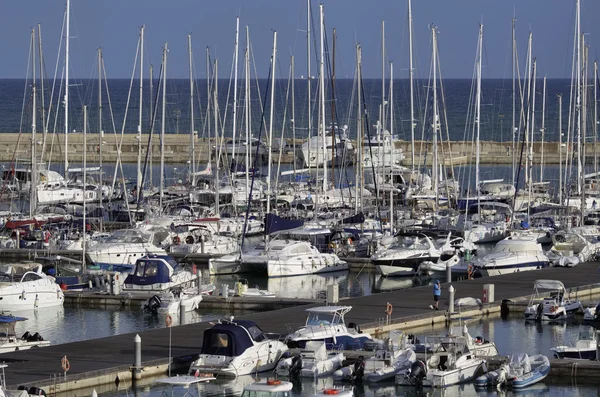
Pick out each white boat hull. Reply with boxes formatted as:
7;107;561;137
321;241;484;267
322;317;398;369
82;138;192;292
267;257;348;277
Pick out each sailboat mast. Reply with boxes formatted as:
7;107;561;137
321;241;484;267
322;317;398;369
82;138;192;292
408;0;415;171
37;24;47;162
64;0;70;179
214;59;220;216
319;4;327;192
528;59;537;217
188;33;196;185
475;24;483;207
389;61;394;234
82;105;87;272
540;76;547;181
267;31;277;216
307;0;312;174
576;0;582;195
292;55;296;176
355;44;362;213
595;60;598;175
559;94;563;206
159;43;167;213
511;18;516;185
31;29;37;217
231;17;240;179
97;48;103;231
432;26;439;208
330;28;336;185
245;27;251;201
137;26;144;199
381;21;386;135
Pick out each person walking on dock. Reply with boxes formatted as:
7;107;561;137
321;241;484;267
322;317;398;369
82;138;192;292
431;280;441;310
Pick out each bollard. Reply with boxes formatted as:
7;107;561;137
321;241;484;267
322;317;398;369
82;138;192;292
180;301;186;325
113;273;121;295
448;285;455;314
596;330;600;361
15;230;20;249
133;334;141;380
91;390;98;397
200;235;205;254
222;284;229;299
446;260;452;282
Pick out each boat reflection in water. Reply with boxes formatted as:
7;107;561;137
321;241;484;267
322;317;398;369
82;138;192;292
396;382;549;397
210;271;349;299
373;274;431;293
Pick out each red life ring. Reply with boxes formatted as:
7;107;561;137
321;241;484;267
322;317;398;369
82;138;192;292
266;379;282;385
386;303;393;316
61;356;70;372
165;314;173;327
323;389;340;395
173;236;181;245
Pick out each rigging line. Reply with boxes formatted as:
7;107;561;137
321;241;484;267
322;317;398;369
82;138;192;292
241;61;273;252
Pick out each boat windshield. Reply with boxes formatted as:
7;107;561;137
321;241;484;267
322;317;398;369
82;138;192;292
306;312;340;326
106;230;149;244
579;327;595;341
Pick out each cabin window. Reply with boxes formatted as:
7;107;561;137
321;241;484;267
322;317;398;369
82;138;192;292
306;313;335;326
204;332;230;356
21;273;42;282
144;262;158;277
135;261;147;277
246;325;265;342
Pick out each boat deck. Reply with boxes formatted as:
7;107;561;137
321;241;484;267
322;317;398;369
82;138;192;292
3;261;600;390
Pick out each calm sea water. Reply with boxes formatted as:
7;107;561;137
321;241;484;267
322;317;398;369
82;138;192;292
0;78;574;143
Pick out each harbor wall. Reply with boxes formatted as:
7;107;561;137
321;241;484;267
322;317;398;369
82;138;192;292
0;133;580;166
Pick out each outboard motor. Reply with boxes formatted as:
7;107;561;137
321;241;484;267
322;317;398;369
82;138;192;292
536;302;544;321
408;360;427;387
27;387;46;396
27;332;43;342
143;295;162;315
352;356;365;382
21;332;31;341
289;353;302;378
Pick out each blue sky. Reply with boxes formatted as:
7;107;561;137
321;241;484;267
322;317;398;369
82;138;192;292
1;0;598;79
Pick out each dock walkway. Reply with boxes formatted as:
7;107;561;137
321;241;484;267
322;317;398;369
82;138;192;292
3;262;600;390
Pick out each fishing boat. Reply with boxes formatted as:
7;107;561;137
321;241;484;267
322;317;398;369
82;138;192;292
0;263;64;311
188;318;288;377
523;280;582;321
284;306;374;350
551;326;597;360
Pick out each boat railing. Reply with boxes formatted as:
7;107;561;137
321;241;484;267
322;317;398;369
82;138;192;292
489;250;546;258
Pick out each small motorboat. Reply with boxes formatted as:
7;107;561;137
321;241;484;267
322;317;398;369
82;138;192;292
241;379;293;397
285;306;375;350
583;303;600;322
0;315;50;353
142;288;203;315
475;353;550;389
122;255;198;295
551;326;597;360
333;330;416;383
189;318;288;377
524;280;582;321
276;341;344;378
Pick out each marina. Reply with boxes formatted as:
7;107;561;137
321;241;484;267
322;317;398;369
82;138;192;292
2;0;600;396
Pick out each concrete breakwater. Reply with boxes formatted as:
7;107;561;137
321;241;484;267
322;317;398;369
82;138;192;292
0;132;579;166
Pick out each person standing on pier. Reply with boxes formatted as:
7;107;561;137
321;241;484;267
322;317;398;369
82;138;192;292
432;280;441;310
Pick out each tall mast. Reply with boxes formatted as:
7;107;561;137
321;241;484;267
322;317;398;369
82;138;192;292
408;0;415;171
540;76;547;181
319;3;327;193
231;17;240;179
206;47;211;170
355;44;362;213
97;48;103;231
330;28;336;185
559;94;563;206
267;31;277;216
595;60;598;175
149;64;154;187
381;20;386;135
528;59;537;216
511;17;516;185
64;0;70;179
159;43;167;212
524;32;533;188
30;28;37;217
137;25;144;199
576;0;582;195
475;24;483;207
82;105;87;272
389;61;394;232
245;27;251;201
214;59;220;216
188;33;196;185
307;0;312;173
37;24;47;161
432;26;439;208
292;55;297;176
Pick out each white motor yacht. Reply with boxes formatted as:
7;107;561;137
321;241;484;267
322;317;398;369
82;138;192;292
0;263;64;311
473;234;549;277
372;234;449;277
87;228;168;272
188;318;288;377
122;255;198;294
266;240;348;277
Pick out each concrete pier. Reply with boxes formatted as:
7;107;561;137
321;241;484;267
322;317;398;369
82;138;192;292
0;132;583;165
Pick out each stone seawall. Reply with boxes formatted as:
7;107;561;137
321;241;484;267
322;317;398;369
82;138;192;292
0;132;580;166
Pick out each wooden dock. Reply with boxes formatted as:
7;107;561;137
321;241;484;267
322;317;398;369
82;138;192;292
3;261;600;391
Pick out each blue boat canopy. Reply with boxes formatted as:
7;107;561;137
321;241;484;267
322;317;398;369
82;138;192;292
124;256;178;286
265;213;304;236
201;320;264;357
0;316;27;323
